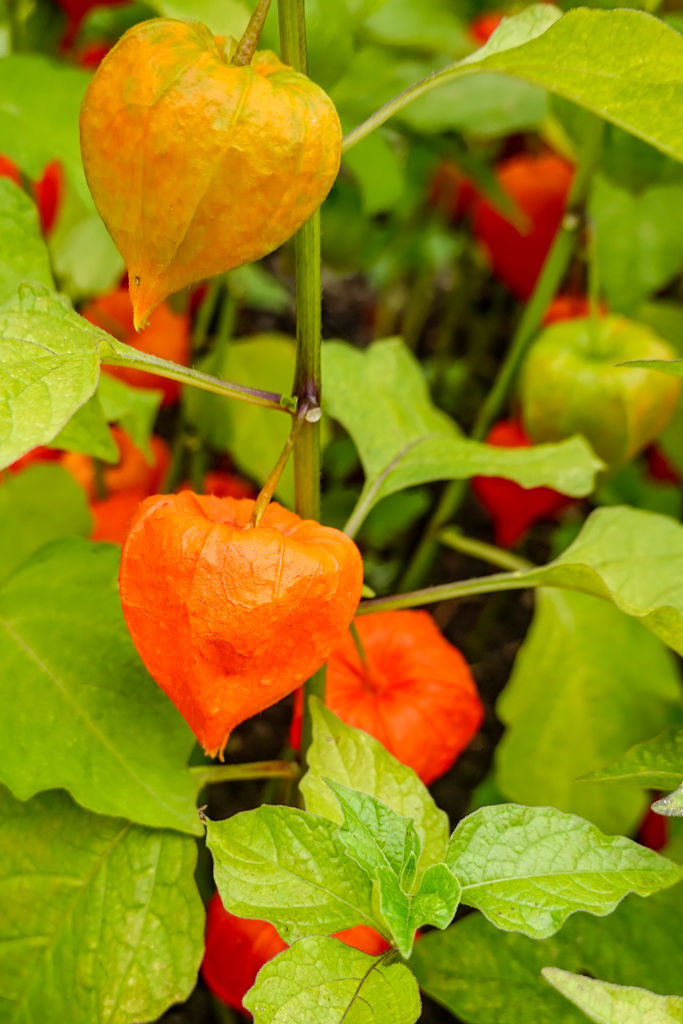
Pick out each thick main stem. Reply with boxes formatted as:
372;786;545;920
278;0;326;758
400;115;605;593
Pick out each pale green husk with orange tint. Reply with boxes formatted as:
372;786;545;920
80;18;342;329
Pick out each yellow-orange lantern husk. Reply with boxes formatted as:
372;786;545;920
80;18;342;329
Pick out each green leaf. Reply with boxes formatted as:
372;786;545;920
205;804;383;942
0;785;205;1024
0;285;106;468
622;358;683;378
47;390;120;462
446;803;683;938
580;725;683;790
653;785;683;818
0;179;53;308
0;464;91;586
301;699;449;875
452;506;683;658
185;334;297;506
50;212;126;300
96;373;162;459
324;779;459;957
412;872;683;1023
325;779;422;880
543;969;683;1024
0;55;92;204
364;0;470;57
0;539;202;834
323;339;602;535
589;176;683;313
243;936;421;1024
399;74;547;138
348;7;683;164
342;132;406;216
495;589;682;835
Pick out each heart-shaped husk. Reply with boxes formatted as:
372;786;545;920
80;19;342;329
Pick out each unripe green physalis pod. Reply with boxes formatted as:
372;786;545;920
520;315;681;468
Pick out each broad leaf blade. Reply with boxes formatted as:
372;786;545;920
322;339;602;532
495;589;681;835
301;699;449;874
0;538;201;834
411;872;683;1024
0;464;92;587
243;937;421;1024
0;179;53;309
543;969;683;1024
0;785;205;1024
580;725;683;790
477;9;683;162
446;803;683;938
205;805;383;942
0;285;109;468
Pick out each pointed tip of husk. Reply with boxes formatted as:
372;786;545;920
129;273;164;332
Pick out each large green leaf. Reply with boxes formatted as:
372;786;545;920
0;179;53;309
0;785;204;1024
589;176;683;314
185;334;297;506
301;699;449;875
150;0;250;35
206;805;383;942
446;803;683;938
0;464;92;587
0;286;105;468
400;74;547;138
412;876;683;1024
0;55;91;204
323;339;602;534
581;725;683;791
243;937;421;1024
0;539;201;834
543;969;683;1024
495;589;681;835
347;7;683;163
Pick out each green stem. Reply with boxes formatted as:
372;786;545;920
101;346;296;413
232;0;272;66
190;760;300;790
437;528;533;571
279;0;326;761
357;569;532;615
248;399;313;528
349;621;369;668
191;278;222;350
399;114;605;593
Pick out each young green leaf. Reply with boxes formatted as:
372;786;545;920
205;805;384;942
47;390;120;462
580;725;683;790
325;778;422;880
495;589;681;835
96;374;163;459
301;698;449;874
0;785;205;1024
324;779;460;956
653;785;683;818
446;803;683;938
0;538;202;834
543;969;683;1024
0;464;92;588
0;178;54;309
323;339;602;533
243;937;421;1024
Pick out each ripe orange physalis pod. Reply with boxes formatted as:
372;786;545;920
119;494;363;757
291;610;483;785
80;19;342;329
